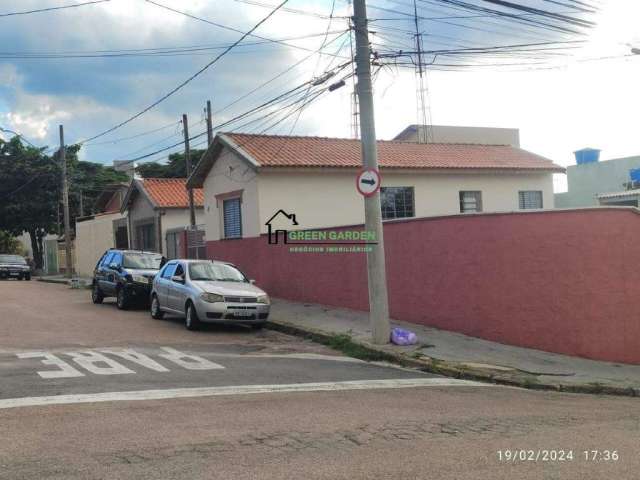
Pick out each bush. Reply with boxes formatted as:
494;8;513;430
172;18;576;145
0;231;24;255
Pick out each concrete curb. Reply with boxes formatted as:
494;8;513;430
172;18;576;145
37;278;69;285
37;277;92;289
266;319;639;398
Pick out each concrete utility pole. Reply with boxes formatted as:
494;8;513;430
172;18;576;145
352;0;391;344
59;125;73;278
206;100;214;146
182;114;196;228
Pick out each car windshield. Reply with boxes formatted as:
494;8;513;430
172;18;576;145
0;255;26;265
189;262;247;282
122;253;163;270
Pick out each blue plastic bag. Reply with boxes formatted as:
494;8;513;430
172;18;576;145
390;327;418;346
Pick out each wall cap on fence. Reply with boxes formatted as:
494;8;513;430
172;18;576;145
244;206;640;236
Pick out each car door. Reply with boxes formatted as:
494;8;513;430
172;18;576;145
156;262;176;309
97;252;114;293
104;251;123;295
167;262;188;313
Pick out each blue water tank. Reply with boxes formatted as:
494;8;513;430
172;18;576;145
574;148;601;165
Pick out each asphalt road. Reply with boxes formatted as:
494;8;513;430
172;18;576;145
1;280;639;480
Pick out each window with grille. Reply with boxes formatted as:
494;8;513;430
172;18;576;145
381;187;414;220
459;191;483;213
519;191;543;210
223;198;242;239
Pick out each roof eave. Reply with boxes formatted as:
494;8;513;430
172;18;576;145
187;133;261;189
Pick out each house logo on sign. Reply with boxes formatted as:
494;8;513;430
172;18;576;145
265;209;299;244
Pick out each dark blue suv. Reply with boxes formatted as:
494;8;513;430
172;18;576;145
91;249;166;310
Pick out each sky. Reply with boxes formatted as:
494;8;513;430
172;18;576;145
0;0;639;193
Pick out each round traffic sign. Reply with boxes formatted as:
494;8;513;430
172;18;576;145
356;168;381;197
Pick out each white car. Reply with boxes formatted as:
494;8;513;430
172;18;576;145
150;259;270;331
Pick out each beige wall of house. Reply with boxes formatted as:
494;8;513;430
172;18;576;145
75;212;124;277
126;191;205;255
201;147;554;240
255;169;554;234
202;147;260;240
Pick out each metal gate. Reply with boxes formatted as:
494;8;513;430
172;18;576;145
186;226;206;260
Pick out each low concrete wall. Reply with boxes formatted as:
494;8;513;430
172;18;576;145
207;208;640;365
75;212;122;277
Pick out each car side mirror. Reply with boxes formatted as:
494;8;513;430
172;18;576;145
171;275;185;284
249;279;256;284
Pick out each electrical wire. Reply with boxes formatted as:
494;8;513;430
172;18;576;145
0;0;109;18
78;0;291;145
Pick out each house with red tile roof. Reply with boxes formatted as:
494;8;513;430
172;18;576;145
120;178;204;257
187;132;564;241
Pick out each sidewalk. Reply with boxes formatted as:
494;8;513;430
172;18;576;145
267;299;640;397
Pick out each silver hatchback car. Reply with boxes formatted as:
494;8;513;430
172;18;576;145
150;259;270;330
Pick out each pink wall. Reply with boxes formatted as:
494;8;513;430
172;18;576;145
207;208;640;365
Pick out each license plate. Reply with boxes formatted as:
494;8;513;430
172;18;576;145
233;311;253;318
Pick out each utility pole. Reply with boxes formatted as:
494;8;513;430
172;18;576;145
59;125;73;279
183;114;196;228
353;0;391;344
206;100;214;146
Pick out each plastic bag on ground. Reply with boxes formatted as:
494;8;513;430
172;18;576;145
390;327;418;346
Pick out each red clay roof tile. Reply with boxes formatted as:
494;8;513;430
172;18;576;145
224;133;564;172
141;178;204;208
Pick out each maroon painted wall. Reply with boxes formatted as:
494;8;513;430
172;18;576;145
207;208;640;365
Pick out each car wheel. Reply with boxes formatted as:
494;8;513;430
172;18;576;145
185;303;200;331
91;283;104;304
251;323;265;330
25;274;31;281
116;288;129;310
150;295;164;319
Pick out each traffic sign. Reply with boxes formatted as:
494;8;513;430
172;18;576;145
356;168;381;197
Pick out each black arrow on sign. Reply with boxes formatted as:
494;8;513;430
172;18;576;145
361;178;376;186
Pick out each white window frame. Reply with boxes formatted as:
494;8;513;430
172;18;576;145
459;191;483;213
519;190;543;210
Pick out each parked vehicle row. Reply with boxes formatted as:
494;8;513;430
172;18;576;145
91;249;270;331
0;255;31;281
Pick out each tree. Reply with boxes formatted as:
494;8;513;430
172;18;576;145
136;149;206;178
0;136;58;269
0;136;129;269
0;231;24;255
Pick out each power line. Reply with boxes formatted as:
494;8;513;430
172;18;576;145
0;0;109;18
0;30;347;60
78;0;291;145
143;0;347;58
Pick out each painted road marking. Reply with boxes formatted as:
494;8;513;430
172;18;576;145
14;347;225;379
0;378;489;410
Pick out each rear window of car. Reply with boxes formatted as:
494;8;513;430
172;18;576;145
0;255;26;264
123;253;163;270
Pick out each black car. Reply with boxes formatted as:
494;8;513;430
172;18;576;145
0;254;31;280
91;249;165;310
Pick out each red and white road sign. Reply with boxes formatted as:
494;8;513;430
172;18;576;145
356;168;381;197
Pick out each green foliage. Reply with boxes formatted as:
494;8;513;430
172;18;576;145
136;149;206;178
0;231;24;255
0;135;128;268
0;136;59;237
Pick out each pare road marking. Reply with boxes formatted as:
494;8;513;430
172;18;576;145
15;347;225;378
0;378;490;410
